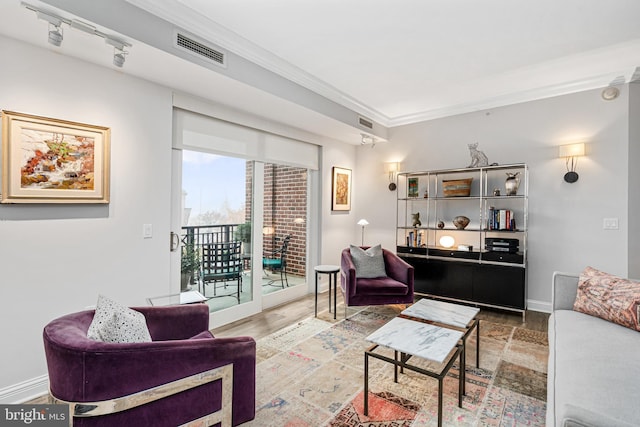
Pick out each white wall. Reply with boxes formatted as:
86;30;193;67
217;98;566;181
0;36;174;401
320;141;358;266
354;87;631;310
0;35;358;402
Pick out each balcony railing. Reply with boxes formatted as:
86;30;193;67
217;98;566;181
181;224;244;247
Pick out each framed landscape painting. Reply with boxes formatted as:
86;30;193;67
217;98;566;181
332;166;351;211
1;111;110;203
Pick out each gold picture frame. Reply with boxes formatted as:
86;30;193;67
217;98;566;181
1;111;110;204
331;166;351;211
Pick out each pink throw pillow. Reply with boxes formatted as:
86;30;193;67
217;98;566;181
573;266;640;331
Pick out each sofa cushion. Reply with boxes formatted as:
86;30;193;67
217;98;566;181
573;266;640;331
548;309;640;426
350;244;387;278
87;295;152;343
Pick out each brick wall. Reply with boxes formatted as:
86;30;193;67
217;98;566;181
245;162;307;277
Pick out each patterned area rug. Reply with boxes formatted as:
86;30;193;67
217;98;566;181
244;305;547;426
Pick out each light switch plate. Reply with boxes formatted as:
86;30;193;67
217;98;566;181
143;223;153;238
603;218;619;230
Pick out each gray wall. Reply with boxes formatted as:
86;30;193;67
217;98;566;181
353;87;631;310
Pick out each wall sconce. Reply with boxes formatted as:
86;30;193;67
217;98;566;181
292;217;305;225
384;162;400;191
439;235;455;248
558;142;586;183
357;219;369;245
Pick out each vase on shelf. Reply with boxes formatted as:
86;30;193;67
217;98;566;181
505;172;520;196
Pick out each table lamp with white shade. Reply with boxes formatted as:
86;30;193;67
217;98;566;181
357;219;369;245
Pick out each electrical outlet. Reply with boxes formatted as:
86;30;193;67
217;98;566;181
603;218;619;230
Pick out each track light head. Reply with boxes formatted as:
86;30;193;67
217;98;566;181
113;49;126;67
47;24;63;46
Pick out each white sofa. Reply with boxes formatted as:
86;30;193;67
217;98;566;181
547;272;640;426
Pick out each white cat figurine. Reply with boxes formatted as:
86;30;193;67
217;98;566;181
467;143;489;168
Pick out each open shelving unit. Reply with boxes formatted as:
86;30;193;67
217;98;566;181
396;164;528;318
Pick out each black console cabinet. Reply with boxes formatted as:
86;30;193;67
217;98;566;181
398;253;526;310
400;255;525;310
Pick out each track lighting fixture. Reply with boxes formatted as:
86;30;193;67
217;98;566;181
48;23;63;46
35;10;63;46
106;38;128;68
23;2;132;67
361;134;374;145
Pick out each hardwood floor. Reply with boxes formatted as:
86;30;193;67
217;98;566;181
27;294;548;407
212;291;549;339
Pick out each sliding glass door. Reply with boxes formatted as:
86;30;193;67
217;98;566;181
172;106;318;327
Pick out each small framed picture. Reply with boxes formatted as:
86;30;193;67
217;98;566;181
408;177;419;197
331;166;351;211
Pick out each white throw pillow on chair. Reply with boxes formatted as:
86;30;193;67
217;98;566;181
87;295;152;343
350;244;387;278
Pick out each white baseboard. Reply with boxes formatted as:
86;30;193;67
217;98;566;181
0;375;49;404
527;299;552;313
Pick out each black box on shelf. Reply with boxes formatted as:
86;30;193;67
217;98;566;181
485;237;519;247
485;245;519;253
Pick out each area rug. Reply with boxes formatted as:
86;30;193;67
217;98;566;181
244;306;548;426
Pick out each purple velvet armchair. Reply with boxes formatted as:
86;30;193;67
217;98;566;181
340;247;415;315
43;304;255;427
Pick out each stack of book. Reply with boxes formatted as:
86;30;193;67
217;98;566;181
406;230;424;247
485;237;519;253
487;207;516;230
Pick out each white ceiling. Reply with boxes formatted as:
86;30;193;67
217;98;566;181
2;0;640;144
129;0;640;125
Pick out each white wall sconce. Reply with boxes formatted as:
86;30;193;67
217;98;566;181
357;219;369;245
558;142;586;183
385;162;400;191
439;235;455;248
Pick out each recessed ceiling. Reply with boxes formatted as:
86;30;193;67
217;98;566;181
129;0;640;125
3;0;640;145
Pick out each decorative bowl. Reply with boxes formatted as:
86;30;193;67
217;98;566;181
453;215;470;229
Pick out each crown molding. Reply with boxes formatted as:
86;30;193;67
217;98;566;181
122;2;640;128
387;71;635;127
125;0;391;126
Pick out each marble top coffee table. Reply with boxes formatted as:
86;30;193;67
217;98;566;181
364;317;464;427
402;298;480;367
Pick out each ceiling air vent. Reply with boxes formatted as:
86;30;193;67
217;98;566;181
358;116;373;129
175;32;226;67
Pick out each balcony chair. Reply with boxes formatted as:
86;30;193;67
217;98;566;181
201;241;243;303
340;245;414;318
43;303;256;427
262;234;291;288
